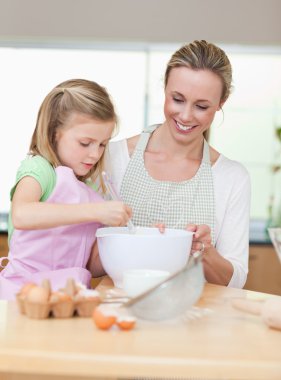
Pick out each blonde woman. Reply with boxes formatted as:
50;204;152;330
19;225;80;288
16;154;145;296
107;41;251;288
0;79;132;299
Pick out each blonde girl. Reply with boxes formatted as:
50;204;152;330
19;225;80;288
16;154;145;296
0;79;132;299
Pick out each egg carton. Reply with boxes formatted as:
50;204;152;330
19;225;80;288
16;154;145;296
16;278;101;319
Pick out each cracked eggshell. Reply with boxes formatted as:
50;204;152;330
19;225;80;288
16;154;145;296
92;304;117;330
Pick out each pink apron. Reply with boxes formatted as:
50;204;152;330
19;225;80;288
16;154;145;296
0;166;103;300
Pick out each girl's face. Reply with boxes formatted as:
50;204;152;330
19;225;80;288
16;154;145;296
55;113;115;177
164;67;224;143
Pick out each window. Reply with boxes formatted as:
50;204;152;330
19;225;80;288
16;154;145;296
147;47;281;221
1;43;281;222
0;46;146;212
209;51;281;221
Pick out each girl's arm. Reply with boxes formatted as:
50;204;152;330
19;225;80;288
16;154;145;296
12;176;132;229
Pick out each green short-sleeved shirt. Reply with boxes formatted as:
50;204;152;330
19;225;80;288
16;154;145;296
8;156;56;242
8;155;100;243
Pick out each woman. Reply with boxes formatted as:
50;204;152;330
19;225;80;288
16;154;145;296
106;40;250;288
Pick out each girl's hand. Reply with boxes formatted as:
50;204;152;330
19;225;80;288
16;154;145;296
185;224;212;254
94;201;132;226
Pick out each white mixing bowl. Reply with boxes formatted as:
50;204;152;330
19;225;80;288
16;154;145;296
123;269;171;297
96;227;193;288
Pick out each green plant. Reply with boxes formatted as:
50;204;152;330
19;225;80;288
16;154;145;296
276;126;281;142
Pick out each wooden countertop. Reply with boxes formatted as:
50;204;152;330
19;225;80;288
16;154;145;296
0;282;281;380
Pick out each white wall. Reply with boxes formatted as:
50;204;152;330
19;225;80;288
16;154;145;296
0;0;281;219
0;0;280;46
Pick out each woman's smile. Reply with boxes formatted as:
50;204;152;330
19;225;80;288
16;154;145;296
175;120;198;134
164;67;223;141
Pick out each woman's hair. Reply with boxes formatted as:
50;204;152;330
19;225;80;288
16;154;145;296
164;40;232;103
29;78;117;191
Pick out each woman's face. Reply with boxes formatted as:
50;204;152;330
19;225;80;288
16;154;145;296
55;112;114;177
164;67;224;142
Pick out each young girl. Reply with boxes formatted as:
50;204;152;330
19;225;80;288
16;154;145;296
0;79;132;299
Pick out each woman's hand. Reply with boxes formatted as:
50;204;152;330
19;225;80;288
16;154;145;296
153;222;233;285
185;224;212;254
186;223;234;286
153;223;166;233
152;223;212;250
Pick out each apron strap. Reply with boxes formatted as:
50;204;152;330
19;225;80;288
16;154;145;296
202;139;211;164
142;124;160;134
136;125;211;166
134;124;160;152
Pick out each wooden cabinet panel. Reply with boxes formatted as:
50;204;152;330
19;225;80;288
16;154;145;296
0;234;8;257
0;234;8;271
244;244;281;296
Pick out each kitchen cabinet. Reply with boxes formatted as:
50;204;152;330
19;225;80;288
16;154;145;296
244;244;281;296
0;234;8;270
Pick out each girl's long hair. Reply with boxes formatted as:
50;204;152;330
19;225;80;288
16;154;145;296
29;79;118;192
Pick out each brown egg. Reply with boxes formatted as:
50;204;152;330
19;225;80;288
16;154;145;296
92;305;117;330
20;282;37;297
26;286;49;303
50;291;72;303
116;316;136;330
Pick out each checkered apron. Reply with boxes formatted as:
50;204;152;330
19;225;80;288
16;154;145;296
120;125;215;243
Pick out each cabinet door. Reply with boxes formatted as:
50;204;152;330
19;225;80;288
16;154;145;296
244;244;281;296
0;234;8;271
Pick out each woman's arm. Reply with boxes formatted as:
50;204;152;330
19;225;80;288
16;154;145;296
187;224;234;286
203;247;234;285
12;176;132;229
214;172;251;288
188;166;251;288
